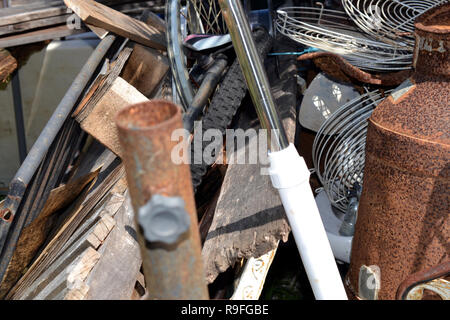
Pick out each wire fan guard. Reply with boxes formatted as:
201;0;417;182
342;0;449;49
275;6;412;71
312;89;392;213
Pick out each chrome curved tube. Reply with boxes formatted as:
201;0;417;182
166;0;194;111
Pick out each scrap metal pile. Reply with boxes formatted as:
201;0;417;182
0;0;448;300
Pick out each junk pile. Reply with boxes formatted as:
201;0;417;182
0;0;447;300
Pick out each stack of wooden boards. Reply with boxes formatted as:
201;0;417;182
0;5;170;299
0;0;165;48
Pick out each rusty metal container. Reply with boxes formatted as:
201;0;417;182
346;4;450;300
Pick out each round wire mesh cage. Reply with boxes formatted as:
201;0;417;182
342;0;449;49
275;6;412;72
312;89;392;213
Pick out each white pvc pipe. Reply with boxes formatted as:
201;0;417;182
269;143;348;300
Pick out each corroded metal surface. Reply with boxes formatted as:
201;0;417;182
297;52;412;86
346;3;450;300
396;261;450;300
115;100;209;300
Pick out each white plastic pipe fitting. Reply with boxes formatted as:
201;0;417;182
269;143;348;300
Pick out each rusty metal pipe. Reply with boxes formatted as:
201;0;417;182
116;100;208;300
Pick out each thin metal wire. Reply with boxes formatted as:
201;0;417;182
189;0;228;34
312;89;393;213
275;6;413;71
342;0;449;49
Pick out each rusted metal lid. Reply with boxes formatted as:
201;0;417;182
415;3;450;35
370;4;450;148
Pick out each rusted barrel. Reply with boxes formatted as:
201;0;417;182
346;4;450;300
116;99;209;299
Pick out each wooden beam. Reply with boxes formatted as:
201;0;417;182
0;1;67;27
79;77;148;158
0;14;71;36
0;24;86;48
64;0;166;50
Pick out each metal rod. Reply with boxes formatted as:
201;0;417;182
11;69;27;164
0;34;116;252
183;56;228;132
116;100;208;300
219;0;288;152
11;34;116;189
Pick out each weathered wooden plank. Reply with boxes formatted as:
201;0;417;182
84;195;142;300
0;14;71;36
64;0;166;50
60;192;124;252
7;160;124;299
121;44;169;98
0;170;99;298
0;1;66;27
72;47;133;122
0;24;86;48
201;39;298;284
33;246;100;300
15;214;114;300
80;77;148;158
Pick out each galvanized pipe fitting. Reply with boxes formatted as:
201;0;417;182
116;100;208;300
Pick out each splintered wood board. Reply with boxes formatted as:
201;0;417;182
80;77;148;158
121;44;169;98
64;0;166;50
83;195;142;300
7;155;124;300
201;38;298;284
0;170;99;299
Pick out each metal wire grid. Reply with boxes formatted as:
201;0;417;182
188;0;228;34
342;0;449;49
275;7;412;71
312;89;392;213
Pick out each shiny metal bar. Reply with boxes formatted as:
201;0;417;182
219;0;288;152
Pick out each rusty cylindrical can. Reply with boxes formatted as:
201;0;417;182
346;4;450;300
116;99;209;299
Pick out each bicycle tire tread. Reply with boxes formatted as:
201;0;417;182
190;28;273;189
